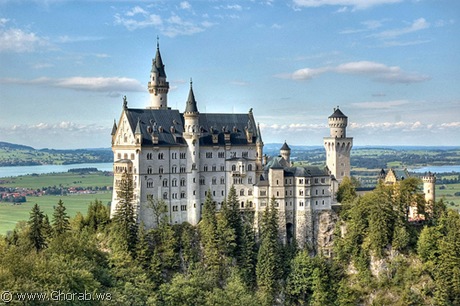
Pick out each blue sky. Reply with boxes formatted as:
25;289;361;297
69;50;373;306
0;0;459;149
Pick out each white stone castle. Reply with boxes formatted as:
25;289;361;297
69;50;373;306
110;44;352;247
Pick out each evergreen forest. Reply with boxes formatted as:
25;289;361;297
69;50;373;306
1;172;460;305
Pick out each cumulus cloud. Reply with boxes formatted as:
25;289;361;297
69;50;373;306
0;21;50;52
0;76;144;93
278;61;429;84
293;0;403;9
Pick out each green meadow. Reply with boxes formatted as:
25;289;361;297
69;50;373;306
0;172;113;234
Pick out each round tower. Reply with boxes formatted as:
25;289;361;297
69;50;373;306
323;106;353;182
280;141;291;167
148;40;169;109
423;172;436;204
328;107;348;138
183;81;201;225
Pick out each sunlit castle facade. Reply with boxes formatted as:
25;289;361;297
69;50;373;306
110;44;352;247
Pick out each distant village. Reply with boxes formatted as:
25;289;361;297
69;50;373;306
0;169;113;204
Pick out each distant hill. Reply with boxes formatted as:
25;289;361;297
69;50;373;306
0;141;112;167
0;141;35;151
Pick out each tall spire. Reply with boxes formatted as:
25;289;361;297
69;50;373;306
153;38;166;78
148;37;169;109
185;79;199;113
256;123;263;144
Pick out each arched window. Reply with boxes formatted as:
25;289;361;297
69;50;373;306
240;189;245;196
159;166;164;174
147;166;153;174
147;179;153;188
172;179;177;187
163;179;168;187
163;192;168;200
232;165;236;171
247;164;253;171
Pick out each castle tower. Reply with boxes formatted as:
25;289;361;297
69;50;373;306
183;81;201;225
255;123;264;181
423;172;436;204
323;107;353;182
147;40;169;109
280;141;291;167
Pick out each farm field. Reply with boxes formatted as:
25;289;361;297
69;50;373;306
0;171;113;234
0;192;112;234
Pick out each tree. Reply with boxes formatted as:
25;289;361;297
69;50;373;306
147;196;168;227
28;204;47;252
256;197;282;305
86;199;110;231
199;191;221;274
112;171;138;255
52;199;70;236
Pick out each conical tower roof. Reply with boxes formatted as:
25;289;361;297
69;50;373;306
185;80;199;113
151;40;166;78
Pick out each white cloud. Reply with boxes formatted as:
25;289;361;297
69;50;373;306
278;61;429;84
179;1;192;10
293;0;403;9
0;76;144;93
0;25;50;53
126;6;148;17
373;18;430;39
114;6;214;37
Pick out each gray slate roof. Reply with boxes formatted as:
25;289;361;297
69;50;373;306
123;108;258;147
329;108;347;119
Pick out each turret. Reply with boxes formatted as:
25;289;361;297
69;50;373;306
423;172;436;204
323;106;353;182
280;141;291;167
256;123;264;178
111;119;117;145
328;106;348;138
134;117;142;146
147;39;169;109
183;80;201;225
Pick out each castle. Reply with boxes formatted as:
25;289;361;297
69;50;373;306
110;43;353;248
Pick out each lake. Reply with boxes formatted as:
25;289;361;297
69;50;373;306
0;162;113;177
410;165;460;173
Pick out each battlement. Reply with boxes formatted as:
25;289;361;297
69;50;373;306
422;172;436;183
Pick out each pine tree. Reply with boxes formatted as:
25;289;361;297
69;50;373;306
238;218;257;287
28;203;47;252
112;171;138;256
52;199;70;236
86;199;110;231
199;191;221;274
256;197;282;304
136;221;151;269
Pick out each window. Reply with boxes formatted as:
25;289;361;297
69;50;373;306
180;165;186;173
163;192;168;200
147;166;153;174
172;165;177;173
172;179;177;187
204;165;208;172
130;153;135;160
212;165;216;171
158;153;164;159
181;192;186;199
299;190;304;196
232;165;236;171
220;165;225;171
321;178;326;183
180;152;186;159
220;177;225;184
299;179;304;184
118;153;121;159
212;177;217;185
315;178;319;184
242;151;248;158
247;164;253;171
248;189;253;196
315;190;318;195
240;189;245;196
322;189;325;195
206;152;213;158
159;166;164;174
172;205;178;212
180;178;186;187
181;205;187;211
163;179;168;187
147;180;153;188
260;190;267;196
172;193;178;199
200;177;205;185
248;176;253;184
299;201;304;207
218;152;225;158
241;201;245;208
172;152;177;159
